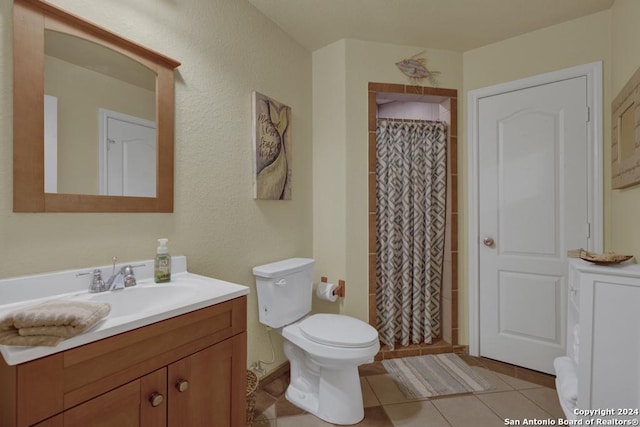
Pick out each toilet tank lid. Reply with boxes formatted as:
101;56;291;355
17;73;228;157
253;258;314;278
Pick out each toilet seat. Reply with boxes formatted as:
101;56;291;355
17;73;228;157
298;314;379;348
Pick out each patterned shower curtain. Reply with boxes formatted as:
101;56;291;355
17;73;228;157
375;118;447;350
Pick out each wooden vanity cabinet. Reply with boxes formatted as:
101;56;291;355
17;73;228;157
33;368;167;427
0;296;247;427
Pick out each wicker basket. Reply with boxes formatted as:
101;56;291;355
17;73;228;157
246;370;259;425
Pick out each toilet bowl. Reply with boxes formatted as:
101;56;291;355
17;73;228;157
253;259;380;425
281;314;379;424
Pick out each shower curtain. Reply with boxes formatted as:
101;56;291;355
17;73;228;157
375;118;447;350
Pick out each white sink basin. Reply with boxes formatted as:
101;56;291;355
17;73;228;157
0;256;249;365
75;283;198;318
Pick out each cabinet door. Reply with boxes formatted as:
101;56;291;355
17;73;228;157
168;333;246;427
62;368;167;427
33;414;62;427
578;271;640;411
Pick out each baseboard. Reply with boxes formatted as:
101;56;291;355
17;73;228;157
453;345;468;354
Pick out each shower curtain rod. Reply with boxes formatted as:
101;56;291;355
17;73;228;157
377;117;445;124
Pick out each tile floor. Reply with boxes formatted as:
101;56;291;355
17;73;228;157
251;356;564;426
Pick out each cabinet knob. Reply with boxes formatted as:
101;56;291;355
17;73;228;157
149;392;164;407
175;379;189;392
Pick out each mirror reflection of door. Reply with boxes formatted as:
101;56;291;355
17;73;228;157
99;109;157;197
44;95;58;193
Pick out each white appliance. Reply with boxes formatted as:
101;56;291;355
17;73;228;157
253;258;379;425
555;259;640;422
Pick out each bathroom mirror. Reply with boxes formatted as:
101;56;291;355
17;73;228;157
13;0;180;212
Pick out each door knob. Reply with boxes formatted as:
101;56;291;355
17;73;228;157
482;237;495;247
175;379;189;392
149;392;164;407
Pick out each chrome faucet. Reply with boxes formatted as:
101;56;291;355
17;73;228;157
106;267;127;291
81;257;141;293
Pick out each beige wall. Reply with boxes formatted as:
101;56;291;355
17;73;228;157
1;0;312;375
311;40;347;317
313;40;463;322
461;10;612;345
610;0;640;257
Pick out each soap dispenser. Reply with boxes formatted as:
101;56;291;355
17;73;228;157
154;238;171;283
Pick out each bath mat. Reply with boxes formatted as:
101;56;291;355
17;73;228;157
382;353;494;398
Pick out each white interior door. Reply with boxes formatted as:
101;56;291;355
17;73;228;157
477;76;589;374
99;109;156;197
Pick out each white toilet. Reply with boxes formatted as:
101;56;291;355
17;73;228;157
253;258;380;425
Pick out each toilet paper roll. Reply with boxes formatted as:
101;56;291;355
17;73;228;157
316;282;338;302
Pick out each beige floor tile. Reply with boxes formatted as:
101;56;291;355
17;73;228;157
495;372;544;390
360;361;388;376
477;390;553;421
353;406;395;426
254;402;276;421
253;390;277;418
277;414;336;427
251;414;276;427
366;374;422;405
472;366;514;393
275;395;307;417
362;378;381;407
431;395;504;427
262;374;289;398
520;387;566;419
383;401;450;427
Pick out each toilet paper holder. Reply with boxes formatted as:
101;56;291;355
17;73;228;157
320;276;345;298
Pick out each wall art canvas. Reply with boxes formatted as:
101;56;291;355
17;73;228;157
252;91;292;200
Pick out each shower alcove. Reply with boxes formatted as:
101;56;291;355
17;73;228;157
367;83;459;359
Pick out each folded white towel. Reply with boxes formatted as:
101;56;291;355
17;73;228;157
555;377;578;420
554;356;578;404
0;299;111;347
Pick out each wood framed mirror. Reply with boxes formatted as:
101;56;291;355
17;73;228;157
13;0;180;212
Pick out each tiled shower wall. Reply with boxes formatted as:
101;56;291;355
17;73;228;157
367;83;459;359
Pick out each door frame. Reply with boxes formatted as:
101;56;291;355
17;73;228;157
466;62;604;358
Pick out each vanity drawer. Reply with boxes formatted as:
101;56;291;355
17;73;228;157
6;296;246;427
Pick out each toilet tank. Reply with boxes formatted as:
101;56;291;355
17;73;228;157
253;258;314;328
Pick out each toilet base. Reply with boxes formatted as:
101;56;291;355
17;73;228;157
286;367;365;425
284;340;367;425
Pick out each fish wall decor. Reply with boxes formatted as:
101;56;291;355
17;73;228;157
395;51;440;86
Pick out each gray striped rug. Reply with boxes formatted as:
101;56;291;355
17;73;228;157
382;353;494;398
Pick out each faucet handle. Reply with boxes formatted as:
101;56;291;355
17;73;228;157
88;269;107;293
122;265;138;287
